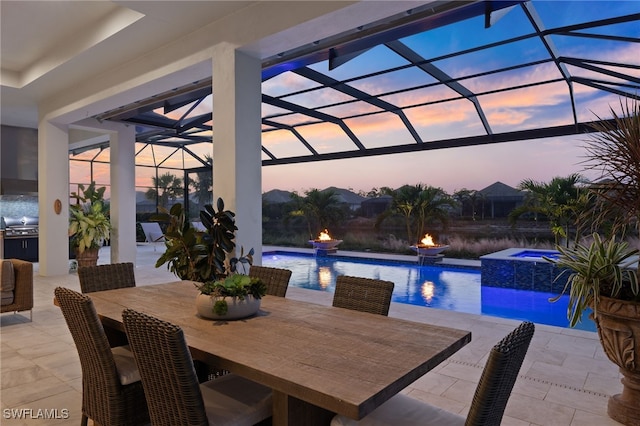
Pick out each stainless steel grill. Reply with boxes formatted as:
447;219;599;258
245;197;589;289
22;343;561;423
2;217;39;239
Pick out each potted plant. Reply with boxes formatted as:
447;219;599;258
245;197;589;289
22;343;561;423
153;198;259;319
68;182;111;268
546;97;640;425
194;274;266;319
547;234;639;325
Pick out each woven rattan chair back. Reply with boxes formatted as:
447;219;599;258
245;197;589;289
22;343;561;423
332;275;394;316
330;321;534;426
465;321;535;426
122;308;209;426
54;287;148;426
78;262;136;293
249;265;292;297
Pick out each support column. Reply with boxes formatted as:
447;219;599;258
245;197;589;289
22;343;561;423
38;120;70;276
110;124;137;264
212;43;262;263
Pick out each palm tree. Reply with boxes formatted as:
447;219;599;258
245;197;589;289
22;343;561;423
189;154;213;215
378;184;424;244
146;173;183;210
582;98;640;237
453;188;481;220
378;184;453;244
290;188;345;238
414;186;455;243
509;174;586;246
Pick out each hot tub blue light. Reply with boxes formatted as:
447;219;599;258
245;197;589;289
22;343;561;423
511;250;560;260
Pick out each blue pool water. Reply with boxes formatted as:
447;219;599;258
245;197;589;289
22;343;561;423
263;252;596;332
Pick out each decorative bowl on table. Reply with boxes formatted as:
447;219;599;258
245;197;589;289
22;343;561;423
196;293;261;320
194;275;266;320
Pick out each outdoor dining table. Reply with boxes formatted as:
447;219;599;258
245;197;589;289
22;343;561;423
85;280;472;426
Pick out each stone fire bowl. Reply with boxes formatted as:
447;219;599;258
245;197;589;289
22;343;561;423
309;239;343;250
410;245;450;256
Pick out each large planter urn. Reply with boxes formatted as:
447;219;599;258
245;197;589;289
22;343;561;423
75;247;100;269
195;293;261;320
594;296;640;426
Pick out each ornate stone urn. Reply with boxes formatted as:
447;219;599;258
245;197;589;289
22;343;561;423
594;296;640;425
75;247;100;268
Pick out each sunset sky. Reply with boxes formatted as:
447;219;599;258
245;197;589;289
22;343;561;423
70;0;639;197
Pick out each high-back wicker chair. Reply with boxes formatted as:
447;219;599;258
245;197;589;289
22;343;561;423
54;287;149;426
122;308;273;426
331;321;536;426
78;262;136;293
248;265;292;297
332;275;395;316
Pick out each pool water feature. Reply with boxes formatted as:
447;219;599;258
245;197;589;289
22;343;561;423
262;251;595;332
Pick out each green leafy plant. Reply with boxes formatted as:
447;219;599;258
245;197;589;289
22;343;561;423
153;198;253;282
546;233;639;327
196;274;266;315
581;98;640;236
69;182;111;254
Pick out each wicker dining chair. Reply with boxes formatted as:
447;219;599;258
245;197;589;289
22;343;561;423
331;321;535;426
78;262;136;293
122;308;272;426
77;262;136;347
248;265;292;297
54;287;149;426
332;275;395;316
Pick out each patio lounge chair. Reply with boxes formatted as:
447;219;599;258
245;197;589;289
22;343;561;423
140;222;165;251
331;321;535;426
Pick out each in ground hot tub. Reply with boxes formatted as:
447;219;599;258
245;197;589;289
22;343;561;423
480;248;567;293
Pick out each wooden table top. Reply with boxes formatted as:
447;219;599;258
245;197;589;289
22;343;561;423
88;281;472;421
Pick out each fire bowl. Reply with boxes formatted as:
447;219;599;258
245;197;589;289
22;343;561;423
309;239;343;250
410;245;450;257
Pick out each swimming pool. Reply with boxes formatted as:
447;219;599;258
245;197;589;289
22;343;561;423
263;251;595;332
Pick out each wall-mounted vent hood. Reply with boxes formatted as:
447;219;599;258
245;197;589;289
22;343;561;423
0;178;38;195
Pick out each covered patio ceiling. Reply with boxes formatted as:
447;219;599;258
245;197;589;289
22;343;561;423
89;0;640;172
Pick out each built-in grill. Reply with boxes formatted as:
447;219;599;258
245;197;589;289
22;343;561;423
2;216;39;238
1;216;39;261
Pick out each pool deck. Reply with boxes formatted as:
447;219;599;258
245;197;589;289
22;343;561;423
1;244;623;425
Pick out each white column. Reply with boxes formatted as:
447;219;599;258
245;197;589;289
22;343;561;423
212;43;262;263
38;120;70;276
110;124;137;264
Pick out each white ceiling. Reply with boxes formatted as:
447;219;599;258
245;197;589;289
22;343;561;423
0;1;257;128
1;1;428;130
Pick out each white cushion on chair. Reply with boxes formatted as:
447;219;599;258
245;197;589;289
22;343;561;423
331;393;465;426
200;373;272;426
111;345;141;385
